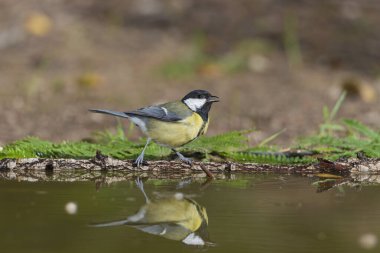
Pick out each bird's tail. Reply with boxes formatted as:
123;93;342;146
89;219;129;228
89;109;130;119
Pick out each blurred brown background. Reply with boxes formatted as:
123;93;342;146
0;0;379;146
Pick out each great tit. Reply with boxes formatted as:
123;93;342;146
91;178;210;246
90;90;219;166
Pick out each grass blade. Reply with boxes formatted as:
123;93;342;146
329;91;346;121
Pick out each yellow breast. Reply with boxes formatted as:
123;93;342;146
146;113;205;147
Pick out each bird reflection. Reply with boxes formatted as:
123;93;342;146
91;178;212;246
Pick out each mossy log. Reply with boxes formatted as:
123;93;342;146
0;153;379;183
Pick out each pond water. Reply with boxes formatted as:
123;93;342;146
1;174;379;253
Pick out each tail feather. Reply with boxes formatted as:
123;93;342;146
89;109;130;119
89;219;129;228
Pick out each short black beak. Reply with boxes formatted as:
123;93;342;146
207;95;219;103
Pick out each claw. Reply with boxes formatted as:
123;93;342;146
179;156;193;165
133;153;146;167
135;177;150;203
133;138;151;167
173;149;193;166
135;178;143;190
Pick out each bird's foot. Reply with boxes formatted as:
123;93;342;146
176;152;193;165
133;154;148;167
135;178;144;191
135;177;150;203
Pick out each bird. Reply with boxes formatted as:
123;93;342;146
91;178;211;246
89;89;219;167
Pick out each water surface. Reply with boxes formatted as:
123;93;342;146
1;174;379;253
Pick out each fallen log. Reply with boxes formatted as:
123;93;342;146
0;154;379;182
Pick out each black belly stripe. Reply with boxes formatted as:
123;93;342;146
185;198;207;224
197;121;206;137
195;111;208;137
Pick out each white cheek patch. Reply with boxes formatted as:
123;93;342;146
184;98;207;111
182;233;205;246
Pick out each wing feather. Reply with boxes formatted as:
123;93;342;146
126;105;183;122
90;101;193;122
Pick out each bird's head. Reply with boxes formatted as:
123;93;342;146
181;90;219;112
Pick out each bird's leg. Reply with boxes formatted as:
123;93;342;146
134;138;151;167
172;148;193;165
135;177;150;204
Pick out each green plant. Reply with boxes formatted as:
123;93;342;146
295;90;379;159
320;91;347;136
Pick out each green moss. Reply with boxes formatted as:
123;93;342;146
2;120;378;163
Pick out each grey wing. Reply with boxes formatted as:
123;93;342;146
125;106;183;122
